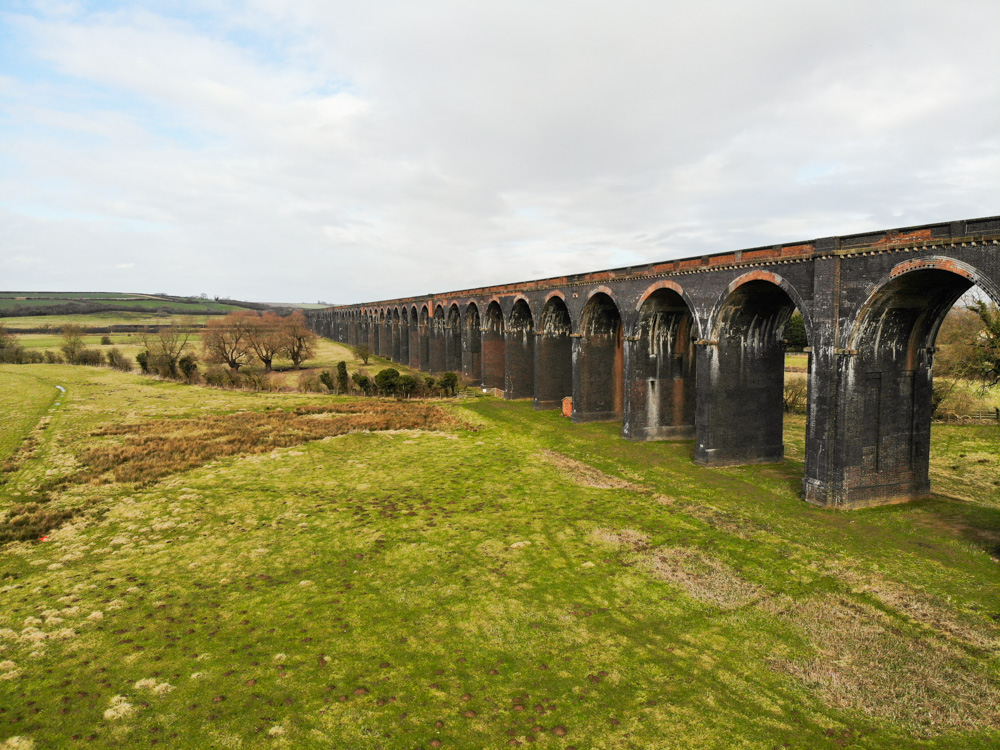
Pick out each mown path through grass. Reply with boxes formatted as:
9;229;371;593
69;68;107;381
1;366;999;749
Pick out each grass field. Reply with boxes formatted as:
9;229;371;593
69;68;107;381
0;293;243;316
1;367;999;748
1;313;214;331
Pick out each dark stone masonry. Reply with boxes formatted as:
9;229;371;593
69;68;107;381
306;217;1000;509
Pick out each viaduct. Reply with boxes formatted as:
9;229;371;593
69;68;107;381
306;216;1000;510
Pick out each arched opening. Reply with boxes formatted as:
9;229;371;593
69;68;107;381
535;296;573;410
625;287;696;440
833;268;987;504
390;308;402;363
418;306;431;371
372;312;382;356
431;305;447;372
464;303;482;382
695;279;800;466
574;292;624;422
446;304;463;373
398;307;409;366
382;310;393;359
482;301;506;390
408;307;420;370
506;299;535;399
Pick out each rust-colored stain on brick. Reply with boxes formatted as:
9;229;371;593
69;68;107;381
872;229;933;246
781;243;814;257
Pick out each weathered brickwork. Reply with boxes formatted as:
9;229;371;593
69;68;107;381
307;216;1000;509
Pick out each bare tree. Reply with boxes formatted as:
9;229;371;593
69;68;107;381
245;311;285;371
281;311;318;369
140;320;194;377
203;311;257;371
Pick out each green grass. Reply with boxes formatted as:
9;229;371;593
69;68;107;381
2;313;214;330
1;366;999;748
0;293;242;315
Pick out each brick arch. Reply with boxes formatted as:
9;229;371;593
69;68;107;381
844;256;999;354
708;270;813;342
635;280;703;340
585;285;619;305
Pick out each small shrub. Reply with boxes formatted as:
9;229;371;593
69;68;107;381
783;376;808;413
203;365;238;389
106;348;133;372
136;350;150;373
355;344;371;365
43;350;64;365
319;370;337;392
240;366;278;392
440;371;459;396
298;371;326;393
374;367;400;396
336;361;350;394
178;354;199;383
397;374;417;398
100;335;113;346
352;370;373;396
75;349;105;367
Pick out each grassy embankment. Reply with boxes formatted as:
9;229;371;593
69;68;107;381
0;365;999;749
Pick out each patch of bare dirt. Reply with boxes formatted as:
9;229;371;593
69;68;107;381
539;450;645;491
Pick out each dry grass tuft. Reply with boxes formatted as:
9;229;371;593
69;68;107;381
768;594;1000;733
45;402;461;488
590;527;650;550
834;568;1000;652
642;546;764;609
0;502;78;545
539;450;645;491
592;528;762;609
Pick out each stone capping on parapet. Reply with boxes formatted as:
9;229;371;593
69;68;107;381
333;215;1000;311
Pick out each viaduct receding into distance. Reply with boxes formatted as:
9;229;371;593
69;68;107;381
306;216;1000;510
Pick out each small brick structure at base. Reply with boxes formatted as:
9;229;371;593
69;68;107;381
562;397;573;418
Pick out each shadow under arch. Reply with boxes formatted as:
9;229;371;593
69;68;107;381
464;302;481;381
625;283;697;441
536;294;573;410
446;304;463;373
482;300;506;390
418;305;431;371
408;307;419;369
695;274;806;466
574;290;624;423
506;298;535;399
430;304;447;372
390;308;402;363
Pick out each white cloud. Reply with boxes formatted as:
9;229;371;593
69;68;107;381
1;0;999;302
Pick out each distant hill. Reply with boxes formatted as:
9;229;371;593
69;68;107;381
0;292;282;319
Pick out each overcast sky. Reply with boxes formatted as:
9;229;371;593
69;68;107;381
2;1;999;304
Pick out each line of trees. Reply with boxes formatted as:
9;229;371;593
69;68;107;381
200;310;317;372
